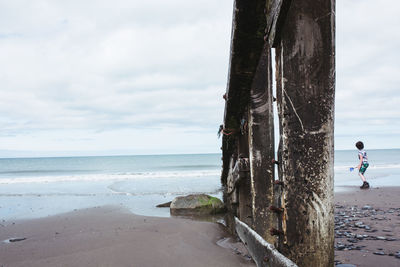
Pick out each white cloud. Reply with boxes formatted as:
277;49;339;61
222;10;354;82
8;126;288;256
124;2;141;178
335;0;400;149
0;0;399;156
0;0;232;155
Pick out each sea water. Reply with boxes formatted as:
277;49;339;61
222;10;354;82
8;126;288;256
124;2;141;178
335;149;400;188
0;150;399;220
0;154;222;220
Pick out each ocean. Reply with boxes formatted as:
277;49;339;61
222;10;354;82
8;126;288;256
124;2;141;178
1;149;399;220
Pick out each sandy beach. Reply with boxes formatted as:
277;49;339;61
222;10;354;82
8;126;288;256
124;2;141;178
0;207;254;267
334;186;400;266
1;187;399;267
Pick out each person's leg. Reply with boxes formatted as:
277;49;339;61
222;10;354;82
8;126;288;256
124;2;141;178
359;172;366;182
359;164;370;189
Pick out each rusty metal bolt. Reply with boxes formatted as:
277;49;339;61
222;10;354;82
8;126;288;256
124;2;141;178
269;206;284;213
270;228;284;236
223;93;227;100
274;180;284;186
271;159;280;165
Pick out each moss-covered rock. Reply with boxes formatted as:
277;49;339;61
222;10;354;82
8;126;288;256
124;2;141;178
170;194;225;216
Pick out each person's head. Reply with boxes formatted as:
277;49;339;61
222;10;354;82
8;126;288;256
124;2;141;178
355;141;364;150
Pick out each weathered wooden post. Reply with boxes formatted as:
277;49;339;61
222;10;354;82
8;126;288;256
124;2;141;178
222;0;335;265
221;0;267;231
248;42;276;244
275;0;335;266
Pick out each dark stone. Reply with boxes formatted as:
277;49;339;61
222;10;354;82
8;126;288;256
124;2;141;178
156;201;172;208
336;244;346;250
9;237;26;242
373;251;386;255
354;222;364;228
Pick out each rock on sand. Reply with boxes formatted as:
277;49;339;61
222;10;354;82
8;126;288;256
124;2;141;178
170;194;225;216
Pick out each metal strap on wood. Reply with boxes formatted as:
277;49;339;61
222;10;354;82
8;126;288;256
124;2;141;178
235;217;298;267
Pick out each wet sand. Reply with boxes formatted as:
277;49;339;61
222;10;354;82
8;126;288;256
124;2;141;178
1;187;399;266
335;186;400;267
0;206;254;267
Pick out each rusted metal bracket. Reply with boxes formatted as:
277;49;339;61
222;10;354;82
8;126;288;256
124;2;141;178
269;206;284;213
270;228;284;236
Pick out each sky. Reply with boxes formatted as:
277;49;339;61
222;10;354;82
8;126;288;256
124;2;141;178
0;0;399;157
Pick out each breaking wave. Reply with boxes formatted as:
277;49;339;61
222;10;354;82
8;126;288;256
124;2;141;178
0;170;220;185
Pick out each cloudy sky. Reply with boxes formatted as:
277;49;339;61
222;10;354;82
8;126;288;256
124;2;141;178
0;0;399;157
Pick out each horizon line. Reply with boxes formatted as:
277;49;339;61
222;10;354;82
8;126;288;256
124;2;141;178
0;147;399;159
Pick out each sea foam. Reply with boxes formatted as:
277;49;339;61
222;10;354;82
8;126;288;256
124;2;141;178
0;170;221;184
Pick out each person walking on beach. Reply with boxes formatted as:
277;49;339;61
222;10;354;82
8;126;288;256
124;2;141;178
355;141;370;189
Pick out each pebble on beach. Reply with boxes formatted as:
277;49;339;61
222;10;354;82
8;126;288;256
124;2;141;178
334;203;400;265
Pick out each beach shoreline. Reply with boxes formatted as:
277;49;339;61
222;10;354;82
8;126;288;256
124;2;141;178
0;206;254;267
1;186;399;266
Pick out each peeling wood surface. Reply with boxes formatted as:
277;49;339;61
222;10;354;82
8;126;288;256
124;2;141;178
265;0;292;47
248;42;276;244
275;0;335;265
222;0;267;182
222;0;268;235
237;133;252;226
232;157;250;189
